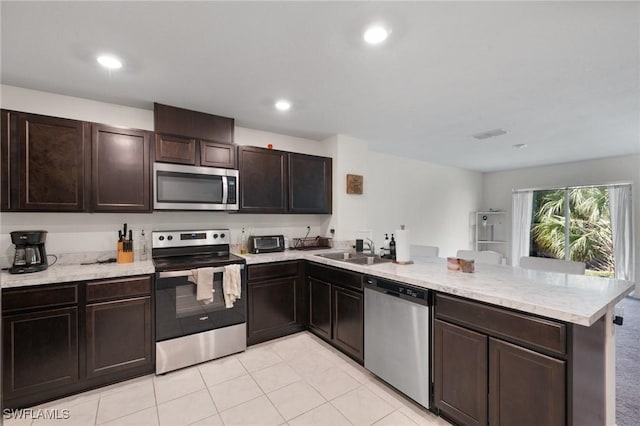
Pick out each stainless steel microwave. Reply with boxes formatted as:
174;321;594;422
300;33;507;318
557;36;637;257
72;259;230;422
153;163;239;211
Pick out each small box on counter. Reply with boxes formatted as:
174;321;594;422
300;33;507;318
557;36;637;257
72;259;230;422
447;257;475;273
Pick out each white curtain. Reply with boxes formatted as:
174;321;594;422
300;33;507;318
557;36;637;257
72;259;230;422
511;191;533;267
608;185;634;281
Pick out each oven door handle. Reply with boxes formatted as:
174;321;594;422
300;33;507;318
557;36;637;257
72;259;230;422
157;264;244;279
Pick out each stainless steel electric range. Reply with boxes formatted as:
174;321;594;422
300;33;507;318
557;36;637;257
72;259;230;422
152;229;246;374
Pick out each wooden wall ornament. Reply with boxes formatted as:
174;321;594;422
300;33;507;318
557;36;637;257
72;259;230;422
346;174;363;194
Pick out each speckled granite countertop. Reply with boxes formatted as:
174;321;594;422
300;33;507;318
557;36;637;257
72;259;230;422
1;260;155;289
1;249;633;326
240;250;634;326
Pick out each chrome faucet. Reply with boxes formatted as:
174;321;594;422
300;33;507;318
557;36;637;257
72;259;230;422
364;238;375;256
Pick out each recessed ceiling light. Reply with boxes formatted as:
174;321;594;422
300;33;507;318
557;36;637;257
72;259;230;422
97;55;122;70
512;143;528;149
363;25;389;44
275;100;291;111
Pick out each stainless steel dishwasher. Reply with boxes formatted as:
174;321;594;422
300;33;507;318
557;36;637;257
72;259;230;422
364;275;431;409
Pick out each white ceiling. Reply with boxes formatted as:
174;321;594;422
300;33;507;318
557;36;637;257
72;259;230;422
1;1;638;172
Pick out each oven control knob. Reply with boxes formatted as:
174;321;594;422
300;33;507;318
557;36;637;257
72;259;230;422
213;233;219;239
159;236;165;241
220;233;226;239
167;235;173;241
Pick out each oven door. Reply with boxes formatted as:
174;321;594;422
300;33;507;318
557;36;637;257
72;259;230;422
155;266;246;342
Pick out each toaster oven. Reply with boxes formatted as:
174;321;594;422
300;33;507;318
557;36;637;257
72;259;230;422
248;235;285;254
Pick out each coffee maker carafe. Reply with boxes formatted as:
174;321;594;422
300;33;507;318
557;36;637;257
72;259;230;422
9;230;48;274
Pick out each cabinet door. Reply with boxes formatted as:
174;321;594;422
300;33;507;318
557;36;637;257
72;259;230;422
86;296;152;379
16;113;89;211
332;285;364;362
308;277;332;340
91;124;151;212
434;319;488;426
247;276;299;344
238;146;287;212
154;133;196;165
2;307;79;405
489;338;565;426
1;109;14;210
288;153;332;213
200;140;237;168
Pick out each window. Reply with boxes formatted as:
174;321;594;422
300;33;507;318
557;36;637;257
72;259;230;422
529;186;613;277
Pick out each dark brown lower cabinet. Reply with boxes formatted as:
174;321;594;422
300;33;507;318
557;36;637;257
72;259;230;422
307;263;364;363
247;261;306;345
332;285;364;361
2;307;79;405
433;293;597;426
308;277;332;340
86;297;152;378
434;319;487;426
2;275;154;409
489;338;565;426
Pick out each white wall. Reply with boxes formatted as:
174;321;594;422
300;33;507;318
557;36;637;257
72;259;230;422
483;155;640;293
368;152;483;258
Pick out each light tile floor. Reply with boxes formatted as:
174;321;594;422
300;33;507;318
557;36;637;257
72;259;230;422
3;332;449;426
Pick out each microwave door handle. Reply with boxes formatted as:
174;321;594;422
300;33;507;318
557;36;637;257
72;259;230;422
221;176;228;204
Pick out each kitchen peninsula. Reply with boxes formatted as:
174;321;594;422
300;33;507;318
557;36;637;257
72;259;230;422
1;251;633;426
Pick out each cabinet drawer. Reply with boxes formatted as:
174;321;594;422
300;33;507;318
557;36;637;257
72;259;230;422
308;263;362;292
435;294;566;355
2;284;78;312
248;261;299;282
86;276;151;302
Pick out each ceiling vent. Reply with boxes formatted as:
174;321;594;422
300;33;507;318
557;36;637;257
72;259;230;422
472;128;507;140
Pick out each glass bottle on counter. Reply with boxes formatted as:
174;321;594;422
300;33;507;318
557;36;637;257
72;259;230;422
389;234;396;260
240;227;248;254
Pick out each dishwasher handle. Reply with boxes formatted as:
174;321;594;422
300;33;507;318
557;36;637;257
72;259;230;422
364;275;430;305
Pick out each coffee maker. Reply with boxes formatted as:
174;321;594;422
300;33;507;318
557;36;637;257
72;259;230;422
9;230;48;274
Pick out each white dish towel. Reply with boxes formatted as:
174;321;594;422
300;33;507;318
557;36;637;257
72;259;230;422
223;264;242;308
187;267;215;303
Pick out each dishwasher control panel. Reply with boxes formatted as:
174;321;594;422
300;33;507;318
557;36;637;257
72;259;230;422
365;276;429;302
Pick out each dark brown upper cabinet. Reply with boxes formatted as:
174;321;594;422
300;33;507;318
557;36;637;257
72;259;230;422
91;124;151;212
289;152;332;214
1;111;90;212
154;103;236;169
238;146;287;213
238;146;332;214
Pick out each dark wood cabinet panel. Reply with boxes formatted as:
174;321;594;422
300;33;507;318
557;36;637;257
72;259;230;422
3;307;79;406
288;153;332;214
238;146;287;213
436;293;566;356
201;140;236;168
434;319;488;426
308;277;332;341
91;124;151;212
247;262;305;345
86;296;152;378
154;133;197;165
2;275;154;409
15;113;89;211
332;285;364;362
489;338;565;426
1;109;14;210
238;146;332;214
154;103;234;143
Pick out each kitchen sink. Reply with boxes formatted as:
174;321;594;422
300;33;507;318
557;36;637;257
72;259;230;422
315;252;366;261
345;256;392;265
315;252;392;265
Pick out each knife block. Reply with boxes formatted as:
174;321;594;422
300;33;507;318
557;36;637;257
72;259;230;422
117;241;134;264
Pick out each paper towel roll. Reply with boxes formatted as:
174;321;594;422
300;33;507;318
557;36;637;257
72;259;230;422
395;227;411;263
